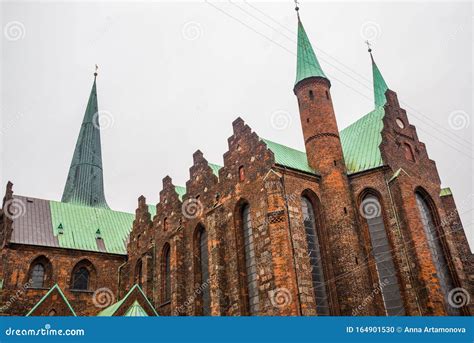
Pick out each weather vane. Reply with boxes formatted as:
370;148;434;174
365;40;372;53
94;64;98;76
294;0;299;12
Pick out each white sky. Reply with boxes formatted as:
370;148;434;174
1;1;472;250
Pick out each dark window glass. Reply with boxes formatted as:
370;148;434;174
301;197;330;315
364;195;405;315
199;227;211;315
163;246;171;302
31;263;45;288
416;193;459;315
72;267;89;290
242;204;259;314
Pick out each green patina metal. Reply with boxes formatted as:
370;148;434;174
340;107;385;174
371;52;389;107
124;301;149;317
295;14;326;86
174;185;186;201
262;139;315;174
26;284;76;316
50;200;134;254
61;75;109;208
97;284;158;316
440;187;453;197
209;163;222;178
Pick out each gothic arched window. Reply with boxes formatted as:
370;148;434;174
301;196;330;315
162;244;171;303
196;226;211;315
28;256;52;289
361;194;405;315
31;263;45;288
415;191;459;315
241;204;259;315
72;267;89;290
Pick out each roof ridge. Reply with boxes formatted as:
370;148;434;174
26;284;76;316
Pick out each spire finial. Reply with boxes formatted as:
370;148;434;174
365;40;372;53
294;0;299;12
94;64;98;77
365;40;375;63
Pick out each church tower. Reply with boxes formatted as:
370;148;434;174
293;8;374;314
61;70;109;208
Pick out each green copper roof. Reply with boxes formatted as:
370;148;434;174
61;75;109;208
175;185;186;201
295;15;327;86
261;106;385;175
148;204;157;217
97;284;158;316
371;53;389;107
340;107;385;173
262;138;315;174
26;284;76;316
209;163;222;178
50;200;134;254
124;301;149;317
440;187;453;197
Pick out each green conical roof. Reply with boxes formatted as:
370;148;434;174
295;14;327;86
61;74;109;208
371;52;389;108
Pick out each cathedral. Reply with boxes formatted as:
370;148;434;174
0;9;473;317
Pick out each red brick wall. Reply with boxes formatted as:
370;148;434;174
0;244;125;316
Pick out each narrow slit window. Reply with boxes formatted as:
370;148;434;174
301;196;330;315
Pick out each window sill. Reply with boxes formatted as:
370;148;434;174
26;286;50;291
69;289;94;294
158;301;171;308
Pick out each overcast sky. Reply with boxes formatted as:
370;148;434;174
1;1;472;249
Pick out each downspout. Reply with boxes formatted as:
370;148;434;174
281;167;303;316
385;175;423;315
117;260;127;299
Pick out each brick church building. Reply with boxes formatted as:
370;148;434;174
1;10;473;317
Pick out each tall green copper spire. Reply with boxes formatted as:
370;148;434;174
61;70;109;208
295;9;327;86
368;45;389;108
